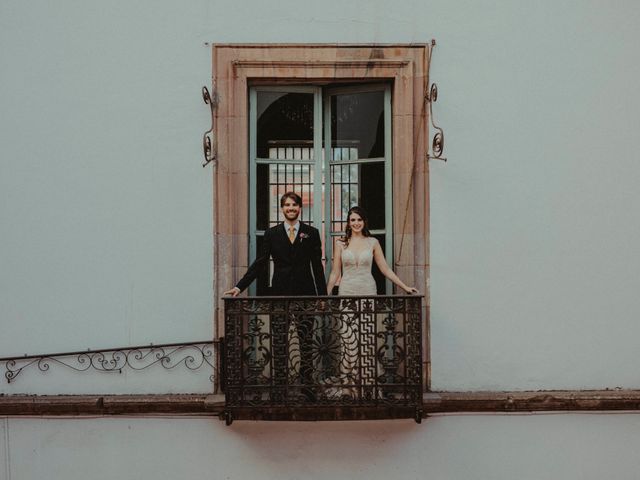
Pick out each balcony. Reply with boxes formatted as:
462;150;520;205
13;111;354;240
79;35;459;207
222;295;423;423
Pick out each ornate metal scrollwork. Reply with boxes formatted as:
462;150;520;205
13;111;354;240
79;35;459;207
202;85;218;168
426;40;447;162
1;340;220;390
223;295;423;419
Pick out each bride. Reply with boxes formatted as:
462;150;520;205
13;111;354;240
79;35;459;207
323;206;418;399
326;206;418;296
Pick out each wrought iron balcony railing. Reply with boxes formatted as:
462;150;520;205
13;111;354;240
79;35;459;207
223;295;423;423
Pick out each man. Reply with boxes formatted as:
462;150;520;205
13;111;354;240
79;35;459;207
224;191;327;297
224;192;327;401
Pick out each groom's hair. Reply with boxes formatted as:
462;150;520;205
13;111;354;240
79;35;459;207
280;191;302;207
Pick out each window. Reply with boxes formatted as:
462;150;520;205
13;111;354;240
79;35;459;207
249;84;393;294
212;44;432;389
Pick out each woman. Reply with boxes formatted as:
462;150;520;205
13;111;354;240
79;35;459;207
326;206;418;295
323;206;418;399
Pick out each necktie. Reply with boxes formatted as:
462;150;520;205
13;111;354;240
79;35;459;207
288;226;296;244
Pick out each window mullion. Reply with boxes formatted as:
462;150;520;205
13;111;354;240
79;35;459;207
384;84;393;293
313;87;323;232
248;88;258;296
323;92;333;276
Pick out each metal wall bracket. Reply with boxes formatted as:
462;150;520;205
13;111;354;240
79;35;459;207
202;85;218;167
426;40;447;162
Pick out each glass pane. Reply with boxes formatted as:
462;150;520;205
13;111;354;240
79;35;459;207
329;163;359;235
256;164;269;230
360;162;385;230
331;91;384;160
257;92;314;159
255;163;316;229
327;163;386;233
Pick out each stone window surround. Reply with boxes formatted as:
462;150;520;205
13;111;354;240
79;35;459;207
211;45;432;388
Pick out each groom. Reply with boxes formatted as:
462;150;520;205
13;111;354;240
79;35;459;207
224;191;327;297
224;192;327;401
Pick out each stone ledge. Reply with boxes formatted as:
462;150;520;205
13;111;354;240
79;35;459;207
2;391;639;417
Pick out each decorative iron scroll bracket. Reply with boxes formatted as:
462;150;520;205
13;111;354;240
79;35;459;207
202;85;218;168
1;340;220;392
426;39;447;162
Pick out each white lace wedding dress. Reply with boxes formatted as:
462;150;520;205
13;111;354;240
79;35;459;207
325;237;378;399
338;237;377;296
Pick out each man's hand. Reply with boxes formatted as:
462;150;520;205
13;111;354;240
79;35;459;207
223;287;241;297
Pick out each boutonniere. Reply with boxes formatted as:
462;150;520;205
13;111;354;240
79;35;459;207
299;232;310;242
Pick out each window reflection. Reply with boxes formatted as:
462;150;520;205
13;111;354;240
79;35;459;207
331;91;384;159
257;92;314;159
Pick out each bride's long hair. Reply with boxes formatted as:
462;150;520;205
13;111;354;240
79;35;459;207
342;206;371;248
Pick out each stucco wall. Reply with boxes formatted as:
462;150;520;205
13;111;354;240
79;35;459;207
0;1;213;358
3;415;640;480
3;0;639;394
1;0;640;477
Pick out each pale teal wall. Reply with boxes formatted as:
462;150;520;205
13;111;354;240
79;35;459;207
0;1;213;360
2;0;640;478
3;0;639;394
426;0;640;391
3;415;640;480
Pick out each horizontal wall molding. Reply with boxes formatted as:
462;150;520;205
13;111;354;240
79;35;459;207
424;390;640;413
232;60;410;69
2;391;640;417
0;394;223;416
210;44;430;48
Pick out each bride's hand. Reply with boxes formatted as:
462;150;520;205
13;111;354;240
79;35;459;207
404;286;419;294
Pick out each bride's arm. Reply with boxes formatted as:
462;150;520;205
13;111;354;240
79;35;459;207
372;238;419;294
326;241;343;294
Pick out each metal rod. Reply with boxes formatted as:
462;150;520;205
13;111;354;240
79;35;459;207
0;340;217;363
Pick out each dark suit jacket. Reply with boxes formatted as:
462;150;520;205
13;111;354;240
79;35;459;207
236;222;328;296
